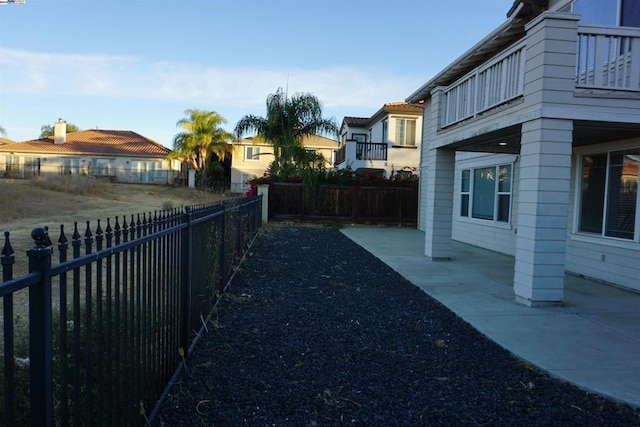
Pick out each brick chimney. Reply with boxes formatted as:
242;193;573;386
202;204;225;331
54;118;66;144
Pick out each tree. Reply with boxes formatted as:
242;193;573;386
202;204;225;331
0;125;6;136
40;123;80;138
169;109;234;176
234;88;339;176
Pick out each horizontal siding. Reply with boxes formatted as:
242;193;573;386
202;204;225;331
566;238;640;291
452;154;519;256
453;221;517;256
566;142;640;291
418;172;428;232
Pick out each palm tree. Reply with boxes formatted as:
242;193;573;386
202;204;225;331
39;123;80;138
169;109;234;175
234;88;339;176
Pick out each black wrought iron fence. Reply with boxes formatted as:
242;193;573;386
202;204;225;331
0;195;262;426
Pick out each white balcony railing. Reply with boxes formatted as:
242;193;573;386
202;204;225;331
334;140;388;168
442;25;640;129
576;25;640;91
442;41;526;128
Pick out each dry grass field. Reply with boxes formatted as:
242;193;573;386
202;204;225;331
0;177;239;275
0;177;243;422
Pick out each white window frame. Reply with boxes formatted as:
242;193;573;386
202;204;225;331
63;158;80;175
131;160;161;182
154;161;163;179
240;173;254;190
382;122;387;142
460;169;470;217
459;163;512;224
576;146;639;242
92;158;113;176
352;133;367;143
394;118;417;146
4;155;15;172
245;146;261;162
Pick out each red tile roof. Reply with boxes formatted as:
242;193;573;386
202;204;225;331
382;101;424;113
0;130;170;157
383;101;424;109
342;102;424;129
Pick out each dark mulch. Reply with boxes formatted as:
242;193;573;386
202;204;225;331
152;226;640;427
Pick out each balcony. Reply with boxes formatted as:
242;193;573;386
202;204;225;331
441;25;640;129
575;25;640;91
335;141;388;166
442;41;526;128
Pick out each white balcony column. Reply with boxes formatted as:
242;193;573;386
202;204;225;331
423;146;455;260
257;184;269;223
513;118;572;306
345;141;358;169
523;12;579;106
188;169;196;188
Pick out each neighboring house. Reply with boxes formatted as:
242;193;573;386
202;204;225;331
407;0;640;305
229;134;339;193
335;102;423;177
0;120;180;184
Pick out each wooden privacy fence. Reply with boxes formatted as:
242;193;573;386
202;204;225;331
266;183;418;226
0;196;262;426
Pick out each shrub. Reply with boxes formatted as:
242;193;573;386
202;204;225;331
245;167;418;195
31;175;108;196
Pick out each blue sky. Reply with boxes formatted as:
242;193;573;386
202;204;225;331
0;0;514;148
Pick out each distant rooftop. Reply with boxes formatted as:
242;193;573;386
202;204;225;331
0;129;170;157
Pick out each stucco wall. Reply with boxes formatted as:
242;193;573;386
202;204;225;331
1;152;177;184
230;140;338;194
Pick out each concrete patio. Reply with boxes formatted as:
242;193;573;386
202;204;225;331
341;226;640;408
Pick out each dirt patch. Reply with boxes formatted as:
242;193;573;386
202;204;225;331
0;178;241;275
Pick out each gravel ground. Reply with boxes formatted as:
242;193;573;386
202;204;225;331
152;225;640;427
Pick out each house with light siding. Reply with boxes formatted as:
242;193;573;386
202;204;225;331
335;102;423;178
229;134;339;193
407;0;640;305
0;120;180;184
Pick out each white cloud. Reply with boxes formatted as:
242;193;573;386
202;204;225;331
1;48;427;110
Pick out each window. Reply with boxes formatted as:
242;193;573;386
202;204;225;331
562;0;640;27
352;133;367;143
460;164;512;222
245;146;260;161
92;158;112;176
131;160;161;182
395;118;416;146
570;0;618;25
63;158;80;175
579;148;638;240
4;155;16;173
623;0;640;27
240;173;254;189
381;121;387;143
460;170;470;217
24;157;40;177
